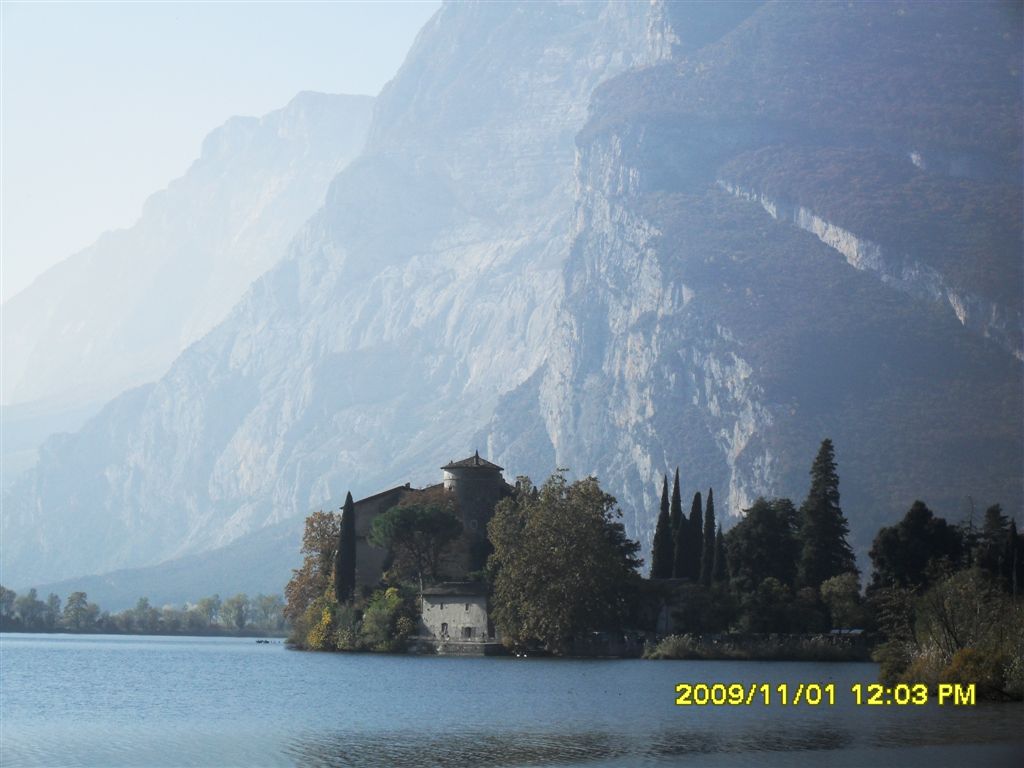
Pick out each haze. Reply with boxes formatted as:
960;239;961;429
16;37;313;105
0;1;440;302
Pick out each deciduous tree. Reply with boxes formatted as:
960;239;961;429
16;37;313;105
488;472;642;653
284;510;341;622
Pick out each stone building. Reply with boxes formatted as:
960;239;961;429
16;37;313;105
350;452;513;588
418;582;493;641
413;581;504;655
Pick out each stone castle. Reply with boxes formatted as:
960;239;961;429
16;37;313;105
351;451;513;587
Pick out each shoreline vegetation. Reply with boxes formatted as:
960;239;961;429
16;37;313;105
644;632;872;662
0;590;286;638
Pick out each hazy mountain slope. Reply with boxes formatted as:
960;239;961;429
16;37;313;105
2;1;674;586
487;0;1022;561
28;518;304;613
2;92;373;411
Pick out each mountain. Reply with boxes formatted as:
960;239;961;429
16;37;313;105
0;92;374;485
3;0;675;587
501;0;1022;557
4;1;1020;592
28;518;304;613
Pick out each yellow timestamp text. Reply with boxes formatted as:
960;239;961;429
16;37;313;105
674;682;976;707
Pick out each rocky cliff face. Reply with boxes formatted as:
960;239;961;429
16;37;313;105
4;1;1021;590
3;1;675;586
485;0;1023;560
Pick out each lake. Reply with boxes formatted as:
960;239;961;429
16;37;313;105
1;633;1020;767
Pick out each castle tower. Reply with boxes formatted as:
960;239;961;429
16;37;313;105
442;451;507;570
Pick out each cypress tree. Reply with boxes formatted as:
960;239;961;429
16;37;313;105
797;439;857;589
713;524;727;582
650;476;675;579
674;488;696;579
334;491;357;603
700;488;716;586
661;476;671;532
669;468;683;532
688;492;704;580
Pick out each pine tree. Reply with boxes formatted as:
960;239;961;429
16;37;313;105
688;492;704;580
700;488;716;586
797;439;857;589
650;476;674;579
713;524;727;582
334;491;357;603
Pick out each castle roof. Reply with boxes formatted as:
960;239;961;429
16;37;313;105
421;581;490;597
442;450;503;472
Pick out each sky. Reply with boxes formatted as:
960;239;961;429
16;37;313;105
0;0;440;302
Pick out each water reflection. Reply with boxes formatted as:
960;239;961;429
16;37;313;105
285;723;856;768
647;724;851;757
286;729;623;767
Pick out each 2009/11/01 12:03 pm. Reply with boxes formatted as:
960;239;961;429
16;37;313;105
674;682;976;707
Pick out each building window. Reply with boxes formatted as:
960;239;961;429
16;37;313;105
465;603;470;611
441;622;448;638
462;626;473;639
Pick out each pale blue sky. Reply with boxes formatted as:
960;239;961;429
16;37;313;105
1;1;440;301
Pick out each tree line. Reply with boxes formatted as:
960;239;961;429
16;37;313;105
645;438;1022;699
282;437;1021;700
0;589;286;636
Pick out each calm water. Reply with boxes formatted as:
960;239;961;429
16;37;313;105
1;634;1020;767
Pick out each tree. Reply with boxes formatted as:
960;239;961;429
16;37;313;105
368;502;462;589
700;488;716;586
194;595;221;627
670;468;683;531
1010;518;1021;597
63;592;91;630
334;492;357;603
221;594;250;630
488;472;642;653
15;588;45;629
132;597;160;633
650;476;674;579
725;497;800;591
0;586;16;628
253;594;286;631
976;503;1009;582
285;510;341;622
671;489;696;581
820;573;865;629
797;439;857;589
43;593;62;630
868;500;963;591
687;492;704;580
713;525;727;582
